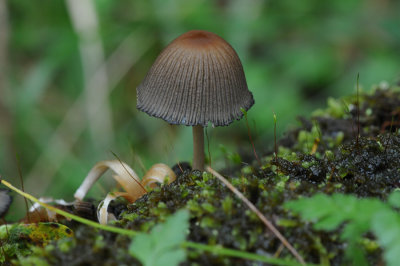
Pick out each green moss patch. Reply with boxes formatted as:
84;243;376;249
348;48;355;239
5;87;400;265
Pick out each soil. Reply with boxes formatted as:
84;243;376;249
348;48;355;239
2;86;400;265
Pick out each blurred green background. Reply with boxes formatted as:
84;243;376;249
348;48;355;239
1;0;399;220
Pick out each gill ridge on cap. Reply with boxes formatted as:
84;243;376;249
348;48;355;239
165;48;187;122
148;46;183;116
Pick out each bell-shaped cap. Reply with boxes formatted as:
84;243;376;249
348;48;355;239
137;30;254;127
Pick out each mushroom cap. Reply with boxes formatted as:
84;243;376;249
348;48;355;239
137;30;254;127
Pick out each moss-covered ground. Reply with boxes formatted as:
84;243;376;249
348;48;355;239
2;86;400;265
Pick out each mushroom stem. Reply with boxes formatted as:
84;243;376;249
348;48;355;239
192;125;205;171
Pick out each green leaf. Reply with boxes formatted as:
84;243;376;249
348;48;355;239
388;190;400;208
285;193;388;265
285;193;360;230
0;222;73;263
371;209;400;266
129;209;190;266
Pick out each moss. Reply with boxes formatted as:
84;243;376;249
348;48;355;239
9;87;400;265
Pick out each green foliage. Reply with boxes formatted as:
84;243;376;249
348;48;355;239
388;190;400;208
0;222;73;263
285;191;400;266
296;124;321;153
312;97;348;118
371;209;400;266
15;255;50;266
219;145;242;165
129;209;190;266
4;0;400;221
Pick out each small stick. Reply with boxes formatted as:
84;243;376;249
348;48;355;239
192;125;205;171
205;127;212;168
242;108;261;167
111;151;147;193
0;178;303;265
356;73;360;147
207;166;306;265
15;154;31;223
0;178;138;236
273;112;278;161
177;162;184;173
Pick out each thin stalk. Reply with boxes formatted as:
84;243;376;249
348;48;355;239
192;125;205;171
206;166;306;265
273;112;278;161
0;178;307;265
182;242;301;266
0;179;137;237
111;151;147;193
243;108;261;166
205;127;212;168
15;155;30;223
356;73;360;147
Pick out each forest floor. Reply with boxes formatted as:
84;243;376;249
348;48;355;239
2;85;400;265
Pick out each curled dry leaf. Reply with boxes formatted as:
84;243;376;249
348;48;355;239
142;163;176;188
74;160;145;202
74;160;176;224
97;192;130;225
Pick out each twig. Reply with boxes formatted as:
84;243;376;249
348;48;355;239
111;151;147;193
242;109;261;167
0;178;303;266
0;178;136;236
356;73;360;147
181;242;300;266
205;127;212;168
15;154;30;223
273;112;278;161
206;166;306;265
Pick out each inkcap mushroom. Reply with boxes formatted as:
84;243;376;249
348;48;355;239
137;30;254;171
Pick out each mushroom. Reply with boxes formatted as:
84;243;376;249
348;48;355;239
137;30;254;171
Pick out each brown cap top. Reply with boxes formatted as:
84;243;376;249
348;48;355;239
137;30;254;127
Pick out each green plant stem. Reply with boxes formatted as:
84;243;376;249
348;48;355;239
242;108;261;166
207;166;306;265
182;242;301;266
0;179;137;237
273;112;277;160
0;178;311;265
